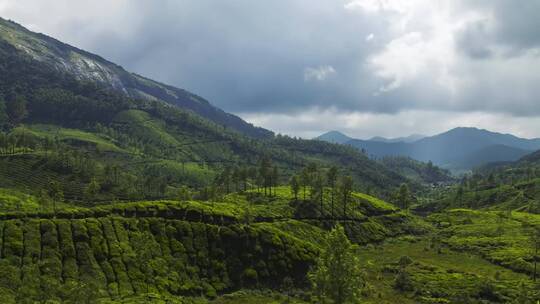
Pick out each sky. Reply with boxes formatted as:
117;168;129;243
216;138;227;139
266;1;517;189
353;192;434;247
1;0;540;139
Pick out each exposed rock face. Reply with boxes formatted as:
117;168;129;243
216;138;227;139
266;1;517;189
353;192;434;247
0;17;273;138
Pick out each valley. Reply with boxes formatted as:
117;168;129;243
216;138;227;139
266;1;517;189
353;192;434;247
0;15;539;304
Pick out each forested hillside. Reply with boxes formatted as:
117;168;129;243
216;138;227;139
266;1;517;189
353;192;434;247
0;17;271;139
0;29;408;207
0;14;539;304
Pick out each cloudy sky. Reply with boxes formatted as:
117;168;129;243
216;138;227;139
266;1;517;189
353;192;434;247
1;0;540;139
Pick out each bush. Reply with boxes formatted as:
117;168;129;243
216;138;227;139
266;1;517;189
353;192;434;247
398;255;414;268
394;269;414;292
242;268;259;286
477;281;501;302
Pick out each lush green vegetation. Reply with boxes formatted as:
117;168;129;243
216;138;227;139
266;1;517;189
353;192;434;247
1;15;540;303
379;157;453;185
0;203;317;302
0;186;432;303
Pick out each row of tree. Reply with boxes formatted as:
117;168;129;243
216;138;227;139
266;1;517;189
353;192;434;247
213;156;280;195
289;164;354;218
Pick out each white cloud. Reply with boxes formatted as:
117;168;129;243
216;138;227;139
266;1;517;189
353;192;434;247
344;0;413;15
2;0;540;136
239;108;540;139
365;33;374;41
358;0;485;96
304;65;336;82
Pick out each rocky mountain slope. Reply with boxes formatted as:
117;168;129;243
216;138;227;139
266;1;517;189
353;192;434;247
0;17;271;138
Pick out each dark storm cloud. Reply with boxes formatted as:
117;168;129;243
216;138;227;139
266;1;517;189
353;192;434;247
2;0;540;122
60;0;390;114
456;0;540;58
468;0;540;50
456;21;494;59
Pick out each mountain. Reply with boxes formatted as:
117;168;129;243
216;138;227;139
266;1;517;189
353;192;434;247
319;127;540;170
315;130;353;144
1;16;539;304
0;17;272;138
379;156;453;184
448;144;531;169
519;149;540;163
0;16;409;202
370;134;425;143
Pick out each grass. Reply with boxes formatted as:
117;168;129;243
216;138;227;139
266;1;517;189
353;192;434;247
25;124;125;153
356;236;532;303
0;185;536;302
0;154;86;199
0;188;39;212
114;110;181;147
428;209;540;276
211;290;308;304
97;290;309;303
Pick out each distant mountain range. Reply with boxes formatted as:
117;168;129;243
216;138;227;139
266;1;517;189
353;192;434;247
316;128;540;170
315;130;354;144
369;134;426;143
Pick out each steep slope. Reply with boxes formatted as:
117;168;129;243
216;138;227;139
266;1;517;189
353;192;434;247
0;16;409;203
0;17;271;138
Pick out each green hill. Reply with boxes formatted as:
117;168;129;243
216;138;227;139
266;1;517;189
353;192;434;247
0;17;271;139
0;187;430;303
1;15;540;304
379;156;453;184
0;18;409;205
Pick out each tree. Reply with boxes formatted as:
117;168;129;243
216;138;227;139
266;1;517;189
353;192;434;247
48;180;64;215
338;176;353;218
84;178;101;203
0;98;7;129
300;167;310;200
396;183;411;210
326;166;338;217
312;173;324;216
290;175;300;201
308;225;365;304
37;189;52;213
271;165;279;196
454;185;464;207
307;163;318;201
248;166;257;191
239;166;249;192
232;166;241;192
523;223;540;282
259;156;272;195
178;185;191;201
6;95;27;125
216;166;232;194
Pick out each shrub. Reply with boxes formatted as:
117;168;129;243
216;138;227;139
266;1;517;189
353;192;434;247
398;255;414;268
394;269;414;292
